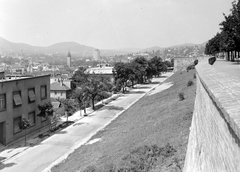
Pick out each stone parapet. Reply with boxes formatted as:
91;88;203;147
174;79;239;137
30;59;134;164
183;58;240;172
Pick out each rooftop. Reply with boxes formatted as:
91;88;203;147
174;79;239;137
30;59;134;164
0;74;50;83
50;81;71;91
86;67;113;75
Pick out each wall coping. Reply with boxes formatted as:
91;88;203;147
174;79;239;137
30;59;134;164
196;58;240;144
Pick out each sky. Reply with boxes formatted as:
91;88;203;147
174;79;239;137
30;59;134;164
0;0;233;49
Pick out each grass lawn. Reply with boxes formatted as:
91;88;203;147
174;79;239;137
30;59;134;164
52;69;196;172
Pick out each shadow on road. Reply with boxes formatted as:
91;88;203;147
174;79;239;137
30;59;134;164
229;62;240;65
0;158;16;170
55;130;68;134
150;81;161;84
127;91;146;94
159;75;168;78
133;86;151;89
99;105;124;111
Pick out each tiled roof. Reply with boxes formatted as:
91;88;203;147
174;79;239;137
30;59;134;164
50;82;71;91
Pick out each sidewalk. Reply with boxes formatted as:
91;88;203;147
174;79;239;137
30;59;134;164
0;72;172;172
213;59;240;78
0;94;121;164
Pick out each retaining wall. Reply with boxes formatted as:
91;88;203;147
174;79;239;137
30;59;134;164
174;57;204;72
183;59;240;172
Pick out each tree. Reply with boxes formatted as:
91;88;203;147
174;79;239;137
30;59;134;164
72;68;113;110
132;57;149;83
113;62;129;92
83;75;111;110
37;102;54;129
71;88;86;114
19;117;30;146
205;0;240;61
61;99;78;122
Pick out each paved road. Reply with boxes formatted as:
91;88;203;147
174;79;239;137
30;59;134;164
1;72;172;172
213;59;240;78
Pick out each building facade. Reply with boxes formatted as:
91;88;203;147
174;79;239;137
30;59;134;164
67;51;71;67
50;81;71;99
86;66;114;83
0;73;50;145
93;49;100;61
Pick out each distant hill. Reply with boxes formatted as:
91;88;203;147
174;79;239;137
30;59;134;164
0;37;137;56
139;43;203;53
0;37;96;56
0;36;206;56
168;43;197;48
140;46;164;52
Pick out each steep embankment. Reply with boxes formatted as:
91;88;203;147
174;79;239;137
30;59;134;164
52;70;196;172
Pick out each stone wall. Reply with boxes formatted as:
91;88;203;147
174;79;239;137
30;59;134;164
174;57;204;72
183;59;240;172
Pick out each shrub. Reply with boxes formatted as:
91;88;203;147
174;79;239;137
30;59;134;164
194;59;198;66
119;144;176;172
187;80;194;87
82;144;176;172
186;64;195;72
82;165;98;172
193;73;196;79
178;92;185;101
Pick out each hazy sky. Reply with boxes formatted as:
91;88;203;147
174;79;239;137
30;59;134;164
0;0;233;49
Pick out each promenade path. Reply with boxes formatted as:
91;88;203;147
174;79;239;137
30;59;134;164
213;59;240;78
0;72;172;172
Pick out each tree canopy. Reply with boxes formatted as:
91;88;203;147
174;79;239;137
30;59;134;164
205;0;240;61
72;67;113;110
113;56;169;93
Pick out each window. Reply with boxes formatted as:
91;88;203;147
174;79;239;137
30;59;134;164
28;88;36;103
0;94;6;111
28;111;36;126
13;91;22;107
13;116;22;134
61;92;63;96
40;85;47;99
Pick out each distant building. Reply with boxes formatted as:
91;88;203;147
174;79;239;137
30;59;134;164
50;80;71;99
86;66;114;83
93;49;100;61
10;65;26;75
67;50;71;67
0;72;50;145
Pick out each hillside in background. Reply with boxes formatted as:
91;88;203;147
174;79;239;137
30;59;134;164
0;36;205;57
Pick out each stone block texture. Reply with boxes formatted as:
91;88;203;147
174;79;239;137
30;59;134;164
174;57;204;72
183;59;240;172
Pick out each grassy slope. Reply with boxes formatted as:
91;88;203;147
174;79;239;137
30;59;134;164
52;70;196;172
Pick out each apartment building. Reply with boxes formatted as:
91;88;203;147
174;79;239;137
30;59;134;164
0;72;50;145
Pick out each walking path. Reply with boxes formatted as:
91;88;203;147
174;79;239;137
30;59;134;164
0;72;173;172
213;59;240;78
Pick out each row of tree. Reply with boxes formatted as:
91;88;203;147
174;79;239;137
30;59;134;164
71;67;113;110
205;0;240;61
113;56;172;93
35;56;172;126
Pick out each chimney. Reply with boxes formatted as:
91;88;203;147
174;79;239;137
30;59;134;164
60;78;63;86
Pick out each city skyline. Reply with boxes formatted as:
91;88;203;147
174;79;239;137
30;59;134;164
0;0;232;49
